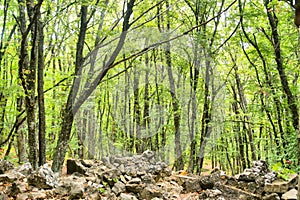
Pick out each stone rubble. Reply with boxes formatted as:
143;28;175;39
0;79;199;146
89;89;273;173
0;153;298;199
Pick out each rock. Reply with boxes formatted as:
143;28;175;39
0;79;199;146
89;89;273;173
66;159;87;175
199;173;220;189
112;181;125;195
263;171;277;184
85;182;102;200
7;182;21;197
16;162;33;176
80;159;93;168
282;188;297;200
238;171;257;182
16;193;29;200
54;185;69;196
120;193;138;200
158;180;183;197
247;182;258;193
198;189;224;200
28;190;48;199
221;174;238;186
68;182;84;200
0;192;8;200
141;174;155;184
128;177;142;184
108;193;118;200
253;160;268;173
0;173;18;183
182;177;201;192
142;150;155;160
101;168;120;186
215;182;260;200
140;184;163;199
264;174;298;194
0;159;14;174
262;193;280;200
205;189;222;197
27;163;58;189
126;177;144;193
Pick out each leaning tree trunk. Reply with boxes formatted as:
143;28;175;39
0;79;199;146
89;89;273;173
52;5;88;173
52;0;135;173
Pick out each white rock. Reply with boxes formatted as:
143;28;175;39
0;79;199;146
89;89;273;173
282;188;297;200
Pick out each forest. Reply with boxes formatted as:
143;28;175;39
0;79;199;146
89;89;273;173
0;0;300;184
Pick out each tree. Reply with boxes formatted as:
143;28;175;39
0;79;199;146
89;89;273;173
17;0;43;169
52;0;136;173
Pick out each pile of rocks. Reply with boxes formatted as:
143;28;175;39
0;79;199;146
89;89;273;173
0;154;298;200
66;150;175;199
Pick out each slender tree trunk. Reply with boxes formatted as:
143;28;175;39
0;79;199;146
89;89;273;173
16;98;27;163
88;109;95;159
37;17;46;166
17;0;42;169
197;57;212;174
133;67;141;153
143;52;151;151
231;85;246;170
233;65;256;161
165;0;183;171
265;0;298;131
166;42;184;171
97;100;104;158
77;112;84;159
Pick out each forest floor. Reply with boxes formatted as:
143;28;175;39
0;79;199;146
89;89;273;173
0;151;298;199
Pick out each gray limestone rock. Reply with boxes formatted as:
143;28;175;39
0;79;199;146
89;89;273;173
140;184;163;199
182;178;201;192
282;188;297;200
27;163;58;189
262;193;280;200
0;159;14;174
112;181;126;195
120;193;138;200
68;182;84;200
16;162;33;176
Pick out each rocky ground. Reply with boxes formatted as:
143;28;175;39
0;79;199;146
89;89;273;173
0;151;298;200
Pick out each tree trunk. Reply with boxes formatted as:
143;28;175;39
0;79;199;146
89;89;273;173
88;109;95;159
164;0;183;172
17;0;42;170
52;0;135;173
37;17;46;166
133;67;141;153
16;98;27;163
231;85;246;170
197;58;212;174
166;42;183;171
265;0;298;131
233;65;256;161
